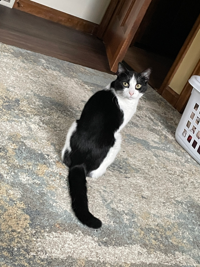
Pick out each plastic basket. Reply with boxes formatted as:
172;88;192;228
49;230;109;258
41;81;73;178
175;75;200;164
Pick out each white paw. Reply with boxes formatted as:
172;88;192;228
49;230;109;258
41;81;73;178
89;169;106;179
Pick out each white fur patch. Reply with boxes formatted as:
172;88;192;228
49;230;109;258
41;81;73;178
61;121;77;161
105;83;111;89
89;132;122;179
129;75;137;96
116;95;139;131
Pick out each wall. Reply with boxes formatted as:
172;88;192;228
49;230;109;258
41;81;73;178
169;29;200;94
31;0;111;24
0;0;15;8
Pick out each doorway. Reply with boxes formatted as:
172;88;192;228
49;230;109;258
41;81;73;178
123;0;200;91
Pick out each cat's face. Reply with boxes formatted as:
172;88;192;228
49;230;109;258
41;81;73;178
110;63;151;100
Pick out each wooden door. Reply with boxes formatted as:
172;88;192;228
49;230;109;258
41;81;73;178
158;14;200;111
103;0;152;72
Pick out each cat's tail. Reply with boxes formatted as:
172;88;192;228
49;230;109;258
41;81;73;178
68;165;102;229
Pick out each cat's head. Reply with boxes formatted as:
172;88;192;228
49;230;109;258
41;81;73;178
110;63;151;100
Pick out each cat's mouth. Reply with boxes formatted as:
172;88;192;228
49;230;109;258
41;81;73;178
128;94;135;100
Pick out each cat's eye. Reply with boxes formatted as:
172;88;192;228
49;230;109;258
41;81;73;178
135;84;142;89
123;82;129;87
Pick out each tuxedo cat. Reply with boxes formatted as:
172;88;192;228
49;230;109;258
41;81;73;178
62;63;151;229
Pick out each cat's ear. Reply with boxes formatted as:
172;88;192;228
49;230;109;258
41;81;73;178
141;68;151;81
117;62;126;75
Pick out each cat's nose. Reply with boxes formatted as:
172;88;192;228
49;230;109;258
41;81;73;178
129;91;134;96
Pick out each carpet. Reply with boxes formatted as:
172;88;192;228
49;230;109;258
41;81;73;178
0;42;200;267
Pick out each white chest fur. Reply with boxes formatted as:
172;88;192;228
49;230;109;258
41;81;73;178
116;95;139;131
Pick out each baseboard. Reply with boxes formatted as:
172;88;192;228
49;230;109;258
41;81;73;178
161;86;179;108
13;0;99;35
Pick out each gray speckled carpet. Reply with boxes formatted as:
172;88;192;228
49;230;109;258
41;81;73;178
0;42;200;267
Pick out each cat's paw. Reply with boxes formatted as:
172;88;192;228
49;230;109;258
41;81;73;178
88;169;105;179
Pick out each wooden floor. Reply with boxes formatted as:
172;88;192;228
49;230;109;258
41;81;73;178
0;5;111;74
0;5;173;90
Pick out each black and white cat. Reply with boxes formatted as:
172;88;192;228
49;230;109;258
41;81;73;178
61;63;150;229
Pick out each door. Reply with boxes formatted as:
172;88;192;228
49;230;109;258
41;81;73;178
103;0;152;72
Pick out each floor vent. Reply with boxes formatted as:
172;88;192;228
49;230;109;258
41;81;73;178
0;0;15;8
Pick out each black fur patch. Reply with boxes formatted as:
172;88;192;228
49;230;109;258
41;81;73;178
69;90;123;174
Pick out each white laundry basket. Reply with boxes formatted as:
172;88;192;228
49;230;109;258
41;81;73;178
175;75;200;164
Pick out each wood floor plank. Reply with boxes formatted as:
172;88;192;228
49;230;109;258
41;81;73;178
0;5;111;73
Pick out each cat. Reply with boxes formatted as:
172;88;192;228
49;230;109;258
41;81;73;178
61;63;151;229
